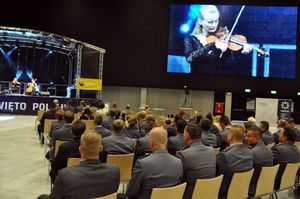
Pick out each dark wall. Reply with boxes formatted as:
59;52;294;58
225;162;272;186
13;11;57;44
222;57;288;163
0;0;299;96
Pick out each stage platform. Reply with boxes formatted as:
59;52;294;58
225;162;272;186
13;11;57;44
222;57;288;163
0;94;82;115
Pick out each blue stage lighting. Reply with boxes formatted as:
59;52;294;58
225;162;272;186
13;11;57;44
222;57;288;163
180;24;190;33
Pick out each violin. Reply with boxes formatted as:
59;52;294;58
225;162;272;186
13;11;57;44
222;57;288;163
206;28;269;57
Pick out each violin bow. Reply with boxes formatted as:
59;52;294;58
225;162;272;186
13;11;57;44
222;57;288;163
220;5;246;58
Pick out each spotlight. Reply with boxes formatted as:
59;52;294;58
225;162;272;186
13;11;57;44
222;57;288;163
180;24;190;33
271;90;277;94
49;50;53;54
245;89;251;93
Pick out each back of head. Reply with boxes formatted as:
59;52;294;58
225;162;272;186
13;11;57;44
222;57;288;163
72;120;86;137
195;114;203;124
99;102;105;109
176;119;187;134
277;119;287;128
94;115;103;126
128;117;137;128
145;114;155;123
260;121;269;131
247;116;256;125
137;111;147;120
49;102;57;110
111;101;118;109
185;123;202;140
248;125;262;138
174;114;183;123
283;127;296;142
220;115;231;126
165;119;172;125
205;112;214;123
108;109;117;117
55;109;64;121
149;127;168;150
80;131;102;158
287;118;296;128
64;111;74;123
200;118;211;131
113;119;124;132
229;125;245;142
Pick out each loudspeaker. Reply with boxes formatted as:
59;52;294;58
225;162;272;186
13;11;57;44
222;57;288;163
39;91;50;96
47;87;56;96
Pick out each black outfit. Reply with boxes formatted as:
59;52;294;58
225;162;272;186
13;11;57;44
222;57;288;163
184;34;250;75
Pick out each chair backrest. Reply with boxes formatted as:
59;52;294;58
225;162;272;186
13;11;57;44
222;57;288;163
93;192;117;199
44;119;57;135
54;140;68;157
67;158;81;167
279;162;300;191
227;168;254;199
267;143;275;149
213;148;220;155
254;165;279;197
106;153;134;182
83;120;95;132
150;183;187;199
132;139;137;149
192;175;223;199
36;110;44;121
294;141;300;151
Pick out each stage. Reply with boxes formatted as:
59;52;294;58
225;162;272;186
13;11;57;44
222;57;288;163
0;94;82;115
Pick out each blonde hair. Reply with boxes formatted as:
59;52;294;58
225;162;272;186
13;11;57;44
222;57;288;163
191;5;220;35
229;125;245;141
80;131;101;156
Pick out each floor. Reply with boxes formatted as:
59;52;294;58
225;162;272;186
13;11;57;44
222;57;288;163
0;115;296;199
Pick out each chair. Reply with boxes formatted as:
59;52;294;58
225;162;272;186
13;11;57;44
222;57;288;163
294;141;300;151
83;119;95;132
35;110;44;130
274;162;300;199
267;142;275;149
106;153;134;192
54;140;68;157
43;119;58;135
150;182;187;199
250;165;279;198
213;147;220;155
93;192;117;199
67;158;81;167
227;168;254;199
191;175;223;199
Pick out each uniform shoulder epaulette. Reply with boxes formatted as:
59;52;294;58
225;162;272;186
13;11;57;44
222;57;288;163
138;153;151;160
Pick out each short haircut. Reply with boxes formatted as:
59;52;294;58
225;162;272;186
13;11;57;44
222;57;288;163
113;119;124;131
244;122;253;130
174;114;182;122
72;120;86;137
64;111;74;123
149;127;168;146
108;109;117;117
287;118;295;124
55;109;64;121
176;119;187;134
99;102;105;109
283;128;296;142
165;119;172;125
94;115;103;126
144;121;157;132
277;119;287;128
200;118;211;131
145;114;155;122
49;102;57;109
128;117;137;128
196;114;203;124
80;131;101;156
220;115;231;126
260;121;269;130
247;116;256;124
247;125;262;137
205;112;214;123
230;125;245;141
185;123;202;140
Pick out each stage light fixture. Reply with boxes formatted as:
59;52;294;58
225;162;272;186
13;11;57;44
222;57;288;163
180;24;190;33
245;89;251;93
271;90;277;94
297;92;300;96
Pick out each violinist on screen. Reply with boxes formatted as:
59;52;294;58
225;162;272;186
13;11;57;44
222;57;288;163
26;78;37;95
184;5;253;75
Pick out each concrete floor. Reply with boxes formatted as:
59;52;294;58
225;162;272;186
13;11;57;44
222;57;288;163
0;115;296;199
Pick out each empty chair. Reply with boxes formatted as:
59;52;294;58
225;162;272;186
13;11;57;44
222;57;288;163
93;192;117;199
54;140;68;158
150;182;187;199
35;110;45;130
249;165;279;198
191;175;223;199
226;168;254;199
67;158;81;167
274;162;300;199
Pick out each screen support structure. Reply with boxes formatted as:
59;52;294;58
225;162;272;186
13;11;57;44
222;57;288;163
181;86;192;108
75;44;83;98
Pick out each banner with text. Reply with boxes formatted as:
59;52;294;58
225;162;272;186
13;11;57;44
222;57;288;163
76;78;102;91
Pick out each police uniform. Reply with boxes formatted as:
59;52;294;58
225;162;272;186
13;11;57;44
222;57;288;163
126;149;183;199
178;141;216;199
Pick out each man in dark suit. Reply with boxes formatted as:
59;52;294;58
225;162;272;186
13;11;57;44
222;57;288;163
38;102;57;143
48;109;64;138
49;119;86;183
247;125;273;195
178;123;216;199
168;119;188;155
219;115;231;151
49;111;74;160
287;118;300;141
200;118;218;147
259;121;274;145
93;114;111;138
102;109;117;130
126;127;183;199
272;128;300;189
38;131;120;199
217;125;253;199
101;119;135;162
125;117;142;139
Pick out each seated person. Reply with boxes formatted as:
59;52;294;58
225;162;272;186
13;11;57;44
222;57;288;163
49;120;86;183
126;127;183;199
49;109;65;138
200;118;218;147
178;123;216;199
259;121;274;145
125;117;142;139
101;119;135;162
93;114;111;138
168;119;188;155
38;131;120;199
